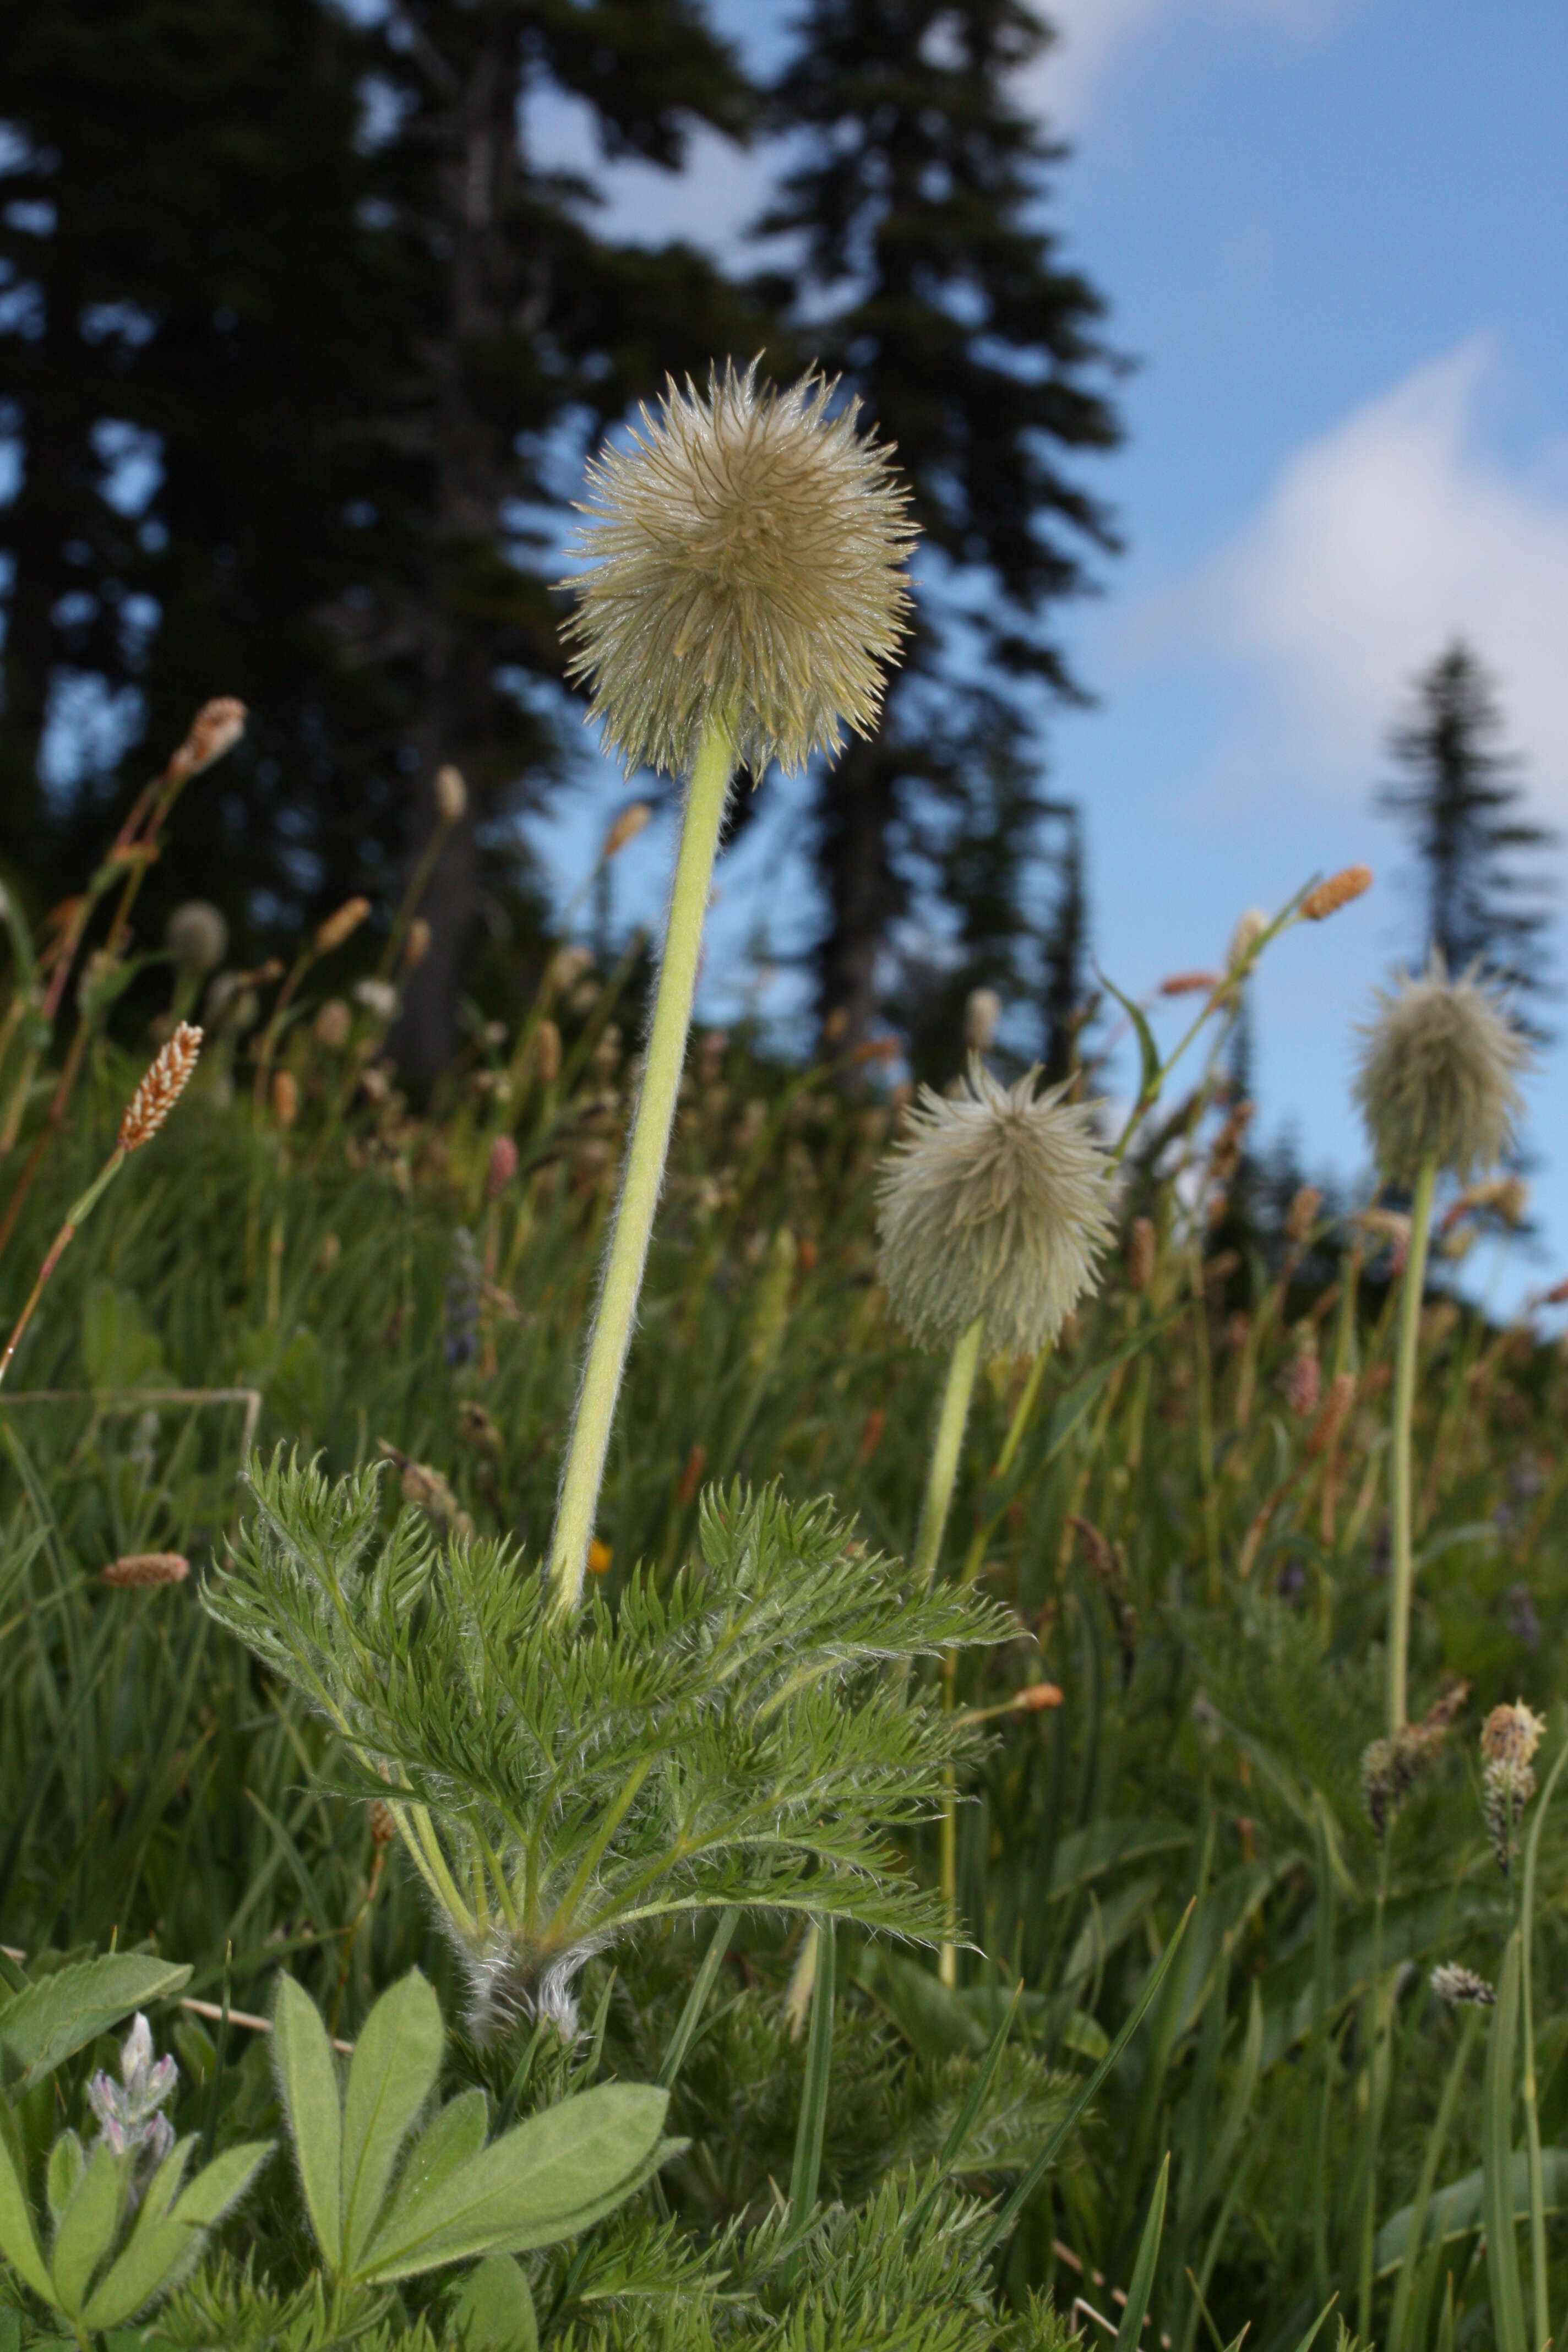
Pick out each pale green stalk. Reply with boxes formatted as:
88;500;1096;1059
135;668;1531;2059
547;714;736;1619
912;1314;984;1596
1387;1155;1436;1734
911;1311;984;1990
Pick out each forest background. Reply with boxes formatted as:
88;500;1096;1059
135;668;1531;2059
3;0;1568;1261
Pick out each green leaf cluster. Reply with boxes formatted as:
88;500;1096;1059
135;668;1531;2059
205;1458;1011;2030
270;1967;675;2310
0;2103;266;2342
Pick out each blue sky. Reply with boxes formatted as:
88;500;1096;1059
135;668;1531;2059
526;0;1568;1306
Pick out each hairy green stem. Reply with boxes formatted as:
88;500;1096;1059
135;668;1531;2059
912;1315;984;1596
1387;1156;1436;1733
547;715;736;1619
911;1314;984;1988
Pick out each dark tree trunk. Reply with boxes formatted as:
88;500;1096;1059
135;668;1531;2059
394;19;527;1090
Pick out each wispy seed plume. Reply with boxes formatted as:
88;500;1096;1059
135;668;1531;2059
560;359;917;780
876;1058;1114;1359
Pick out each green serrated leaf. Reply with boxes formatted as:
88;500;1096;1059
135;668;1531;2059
452;2251;539;2352
50;2139;121;2320
271;1973;342;2270
340;1970;443;2273
0;2120;52;2301
0;1957;191;2093
362;2083;670;2280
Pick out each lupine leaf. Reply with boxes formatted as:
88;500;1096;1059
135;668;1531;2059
339;1969;443;2271
0;1957;190;2093
271;1973;342;2269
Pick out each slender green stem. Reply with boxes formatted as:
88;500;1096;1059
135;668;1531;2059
1521;1730;1568;2350
912;1314;985;1988
1387;1156;1436;1734
912;1315;984;1595
546;715;736;1619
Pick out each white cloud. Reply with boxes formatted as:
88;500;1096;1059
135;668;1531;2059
1028;0;1347;126
1167;340;1568;805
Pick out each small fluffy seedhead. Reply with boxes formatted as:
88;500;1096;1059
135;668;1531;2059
561;359;917;779
1355;957;1527;1184
876;1058;1115;1359
166;900;228;975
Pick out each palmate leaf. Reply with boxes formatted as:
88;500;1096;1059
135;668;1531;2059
205;1458;1012;2026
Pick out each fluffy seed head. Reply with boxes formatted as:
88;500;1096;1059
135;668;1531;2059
353;977;399;1024
101;1551;189;1588
875;1058;1115;1359
118;1022;202;1151
314;998;352;1051
435;764;467;823
1355;957;1528;1183
560;359;917;779
166;900;228;975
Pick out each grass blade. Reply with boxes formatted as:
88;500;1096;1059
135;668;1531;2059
1115;2150;1169;2352
1483;1929;1527;2352
658;1907;737;2090
905;1980;1022;2237
979;1898;1194;2258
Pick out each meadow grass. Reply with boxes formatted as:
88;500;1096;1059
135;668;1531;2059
0;848;1564;2352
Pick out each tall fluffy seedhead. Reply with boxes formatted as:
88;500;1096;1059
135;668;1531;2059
560;360;916;778
876;1059;1114;1358
1354;956;1528;1183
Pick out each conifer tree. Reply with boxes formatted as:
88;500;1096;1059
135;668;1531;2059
0;0;766;1080
1378;638;1556;1034
756;0;1124;1049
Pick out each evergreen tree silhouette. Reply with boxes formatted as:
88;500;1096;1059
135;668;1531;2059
1379;638;1557;1038
756;0;1125;1052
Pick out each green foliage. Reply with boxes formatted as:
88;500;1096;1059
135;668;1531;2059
0;2102;268;2340
206;1457;1011;2029
268;1968;676;2297
3;860;1568;2350
0;1957;192;2096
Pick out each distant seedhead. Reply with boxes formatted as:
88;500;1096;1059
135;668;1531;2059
876;1057;1114;1359
1354;954;1527;1185
560;359;916;780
